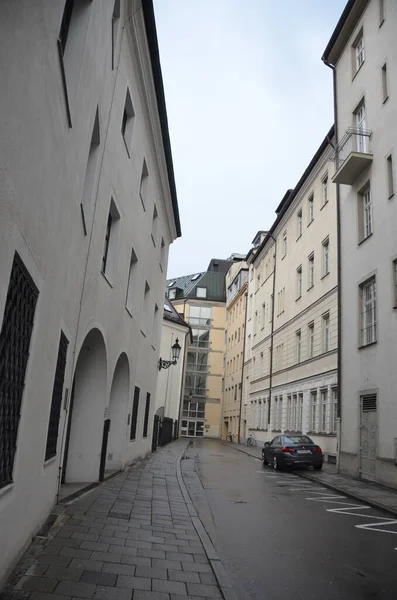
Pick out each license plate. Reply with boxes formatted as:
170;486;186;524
297;450;311;454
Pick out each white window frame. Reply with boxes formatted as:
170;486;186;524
320;389;328;432
308;194;314;224
322;238;329;277
196;287;207;298
393;259;397;307
308;322;314;358
282;231;287;257
323;313;330;353
296;330;301;364
308;253;314;289
363;188;373;238
297;209;303;239
354;33;365;72
322;174;329;206
360;277;377;346
296;266;302;299
310;391;317;432
332;388;338;433
387;154;394;198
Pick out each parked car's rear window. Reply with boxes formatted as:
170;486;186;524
283;436;313;445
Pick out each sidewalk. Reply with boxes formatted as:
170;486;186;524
1;441;225;600
220;440;397;517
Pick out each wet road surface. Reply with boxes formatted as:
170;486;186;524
182;439;397;600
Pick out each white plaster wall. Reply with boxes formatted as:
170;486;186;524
156;320;188;423
334;1;397;480
0;0;178;582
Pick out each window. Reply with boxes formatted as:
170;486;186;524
187;352;208;372
143;393;151;438
310;391;317;431
322;174;329;206
101;199;120;280
298;394;303;431
282;231;287;257
130;386;140;440
297;209;303;238
320;389;328;432
0;254;39;489
359;186;373;241
151;205;158;246
382;63;388;102
308;322;314;358
308;253;314;289
196;287;207;298
322;313;330;352
81;107;100;233
126;247;138;314
142;282;150;332
322;237;329;277
139;160;149;210
387;155;394;198
287;396;292;430
112;0;121;69
354;32;365;72
296;266;302;299
168;288;176;300
191;329;210;348
393;259;397;307
269;294;273;322
308;194;314;224
379;0;385;25
332;388;338;432
185;373;207;397
291;395;298;430
59;0;75;54
296;330;301;363
121;89;135;155
45;332;69;461
189;306;211;326
261;304;266;328
360;277;377;345
355;103;368;153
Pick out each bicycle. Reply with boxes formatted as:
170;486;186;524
246;433;257;447
226;432;233;442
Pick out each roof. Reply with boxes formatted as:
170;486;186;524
207;258;233;274
322;0;369;66
141;0;181;237
166;272;206;297
252;125;334;265
166;265;229;303
163;296;189;328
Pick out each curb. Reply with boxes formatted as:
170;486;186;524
219;440;397;519
177;442;239;600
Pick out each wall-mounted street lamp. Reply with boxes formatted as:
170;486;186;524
158;338;181;371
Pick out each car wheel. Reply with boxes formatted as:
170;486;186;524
273;455;280;471
314;464;323;471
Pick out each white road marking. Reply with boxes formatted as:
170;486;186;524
355;520;397;535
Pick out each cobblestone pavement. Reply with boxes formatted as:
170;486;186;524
220;440;397;517
1;441;222;600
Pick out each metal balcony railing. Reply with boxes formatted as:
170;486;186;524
333;127;373;185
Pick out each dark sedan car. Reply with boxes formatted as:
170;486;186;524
262;434;323;470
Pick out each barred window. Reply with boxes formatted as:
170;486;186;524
360;277;376;345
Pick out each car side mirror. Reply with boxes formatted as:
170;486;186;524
264;442;270;447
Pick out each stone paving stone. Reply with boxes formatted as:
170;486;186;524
116;576;151;591
30;593;72;600
93;585;132;600
45;567;84;582
192;555;209;565
71;533;99;543
152;559;182;571
151;543;178;553
60;548;92;560
178;546;205;556
137;533;165;544
170;595;203;600
90;552;122;564
124;540;151;550
98;535;125;547
152;579;186;595
80;542;110;553
166;552;194;563
186;583;222;598
69;559;104;572
80;571;117;586
101;563;136;576
16;577;58;593
120;555;151;568
25;564;49;577
181;562;212;574
37;555;73;568
137;549;166;560
135;566;167;580
199;573;217;585
168;570;200;584
55;581;96;599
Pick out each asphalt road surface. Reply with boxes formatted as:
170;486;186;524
181;439;397;600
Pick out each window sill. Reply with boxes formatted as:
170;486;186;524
321;272;330;281
101;271;113;288
0;483;14;499
295;295;302;302
358;341;377;350
296;234;302;242
352;61;364;82
43;456;57;468
122;134;131;158
320;201;329;211
358;232;373;246
307;285;314;291
307;219;314;228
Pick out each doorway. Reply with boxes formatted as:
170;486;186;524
105;353;130;477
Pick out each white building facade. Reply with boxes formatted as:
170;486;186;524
243;130;339;462
0;0;180;582
323;0;397;486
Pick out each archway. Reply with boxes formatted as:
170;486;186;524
63;328;107;484
105;353;130;476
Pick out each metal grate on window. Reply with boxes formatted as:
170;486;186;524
0;253;39;489
362;394;377;412
130;385;140;440
143;392;151;438
45;332;69;461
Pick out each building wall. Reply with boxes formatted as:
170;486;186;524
0;0;178;582
244;145;338;460
333;0;397;485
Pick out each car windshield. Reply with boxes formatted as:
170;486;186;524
284;435;313;445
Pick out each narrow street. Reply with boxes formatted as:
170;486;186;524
182;440;397;600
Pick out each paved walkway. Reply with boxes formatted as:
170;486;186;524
1;442;223;600
220;440;397;517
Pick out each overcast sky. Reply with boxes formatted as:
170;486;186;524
154;0;346;279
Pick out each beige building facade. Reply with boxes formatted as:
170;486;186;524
222;261;248;441
243;129;339;462
323;0;397;486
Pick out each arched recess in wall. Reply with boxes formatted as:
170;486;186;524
62;328;107;484
105;352;130;474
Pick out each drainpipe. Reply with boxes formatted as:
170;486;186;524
267;234;277;427
323;57;342;472
237;289;249;443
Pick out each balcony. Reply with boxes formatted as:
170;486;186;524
332;128;373;185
